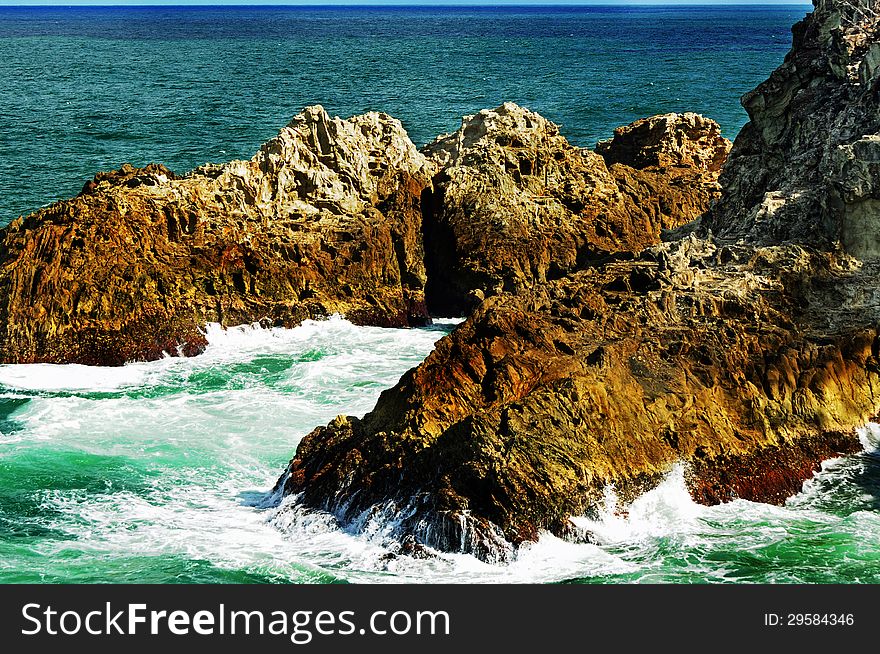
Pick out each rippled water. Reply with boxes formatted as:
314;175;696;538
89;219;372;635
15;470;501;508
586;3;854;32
0;5;807;222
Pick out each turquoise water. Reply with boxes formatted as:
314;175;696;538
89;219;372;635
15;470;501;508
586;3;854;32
4;5;880;584
1;316;879;584
0;318;460;583
0;5;808;223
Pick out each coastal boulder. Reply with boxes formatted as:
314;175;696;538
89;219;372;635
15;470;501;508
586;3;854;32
0;106;434;365
420;103;730;316
596;111;730;171
279;237;875;561
276;0;880;561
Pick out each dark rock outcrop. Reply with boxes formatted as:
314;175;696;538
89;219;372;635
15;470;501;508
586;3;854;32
707;0;880;255
277;0;880;562
0;106;433;365
421;104;730;316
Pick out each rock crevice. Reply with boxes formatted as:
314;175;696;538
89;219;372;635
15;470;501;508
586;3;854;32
420;103;729;316
276;0;880;561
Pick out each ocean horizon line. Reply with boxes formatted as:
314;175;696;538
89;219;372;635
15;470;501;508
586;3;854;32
0;3;815;9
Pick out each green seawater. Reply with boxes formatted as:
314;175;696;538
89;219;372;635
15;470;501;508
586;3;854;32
1;316;879;584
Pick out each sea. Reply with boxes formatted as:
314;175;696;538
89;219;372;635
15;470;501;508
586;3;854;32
4;5;880;585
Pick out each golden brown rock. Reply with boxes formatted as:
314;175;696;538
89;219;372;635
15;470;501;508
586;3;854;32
0;106;434;365
596;112;730;172
421;103;730;315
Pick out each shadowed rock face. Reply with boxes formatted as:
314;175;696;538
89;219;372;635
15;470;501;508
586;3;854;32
278;0;880;562
707;0;880;255
0;106;434;365
421;104;730;316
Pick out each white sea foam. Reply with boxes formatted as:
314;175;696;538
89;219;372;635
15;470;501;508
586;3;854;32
0;316;480;582
263;465;699;583
569;464;704;544
857;422;880;452
261;428;880;583
0;362;153;392
1;316;878;583
0;315;462;394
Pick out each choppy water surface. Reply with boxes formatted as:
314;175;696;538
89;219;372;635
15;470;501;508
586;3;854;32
0;317;878;584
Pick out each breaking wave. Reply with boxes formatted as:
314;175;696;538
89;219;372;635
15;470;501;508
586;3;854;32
1;317;879;583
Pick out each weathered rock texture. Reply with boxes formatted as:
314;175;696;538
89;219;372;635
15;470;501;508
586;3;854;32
281;239;876;560
707;0;880;256
421;104;730;316
0;102;726;366
278;0;880;562
0;106;433;364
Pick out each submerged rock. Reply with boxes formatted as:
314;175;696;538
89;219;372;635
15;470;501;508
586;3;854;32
278;0;880;562
0;106;433;365
421;103;729;316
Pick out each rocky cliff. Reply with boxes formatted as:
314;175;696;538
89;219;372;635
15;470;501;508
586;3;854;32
0;106;433;365
707;0;880;255
421;105;729;315
277;0;880;561
0;101;725;365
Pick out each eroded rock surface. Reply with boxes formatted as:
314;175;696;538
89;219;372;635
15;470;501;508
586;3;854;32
0;106;433;364
421;104;730;315
278;0;880;562
707;0;880;256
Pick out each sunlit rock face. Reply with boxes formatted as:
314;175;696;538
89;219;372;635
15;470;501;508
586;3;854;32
420;103;729;316
277;0;880;563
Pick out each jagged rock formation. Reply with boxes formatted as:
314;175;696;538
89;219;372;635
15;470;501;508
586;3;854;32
0;101;726;366
278;0;880;562
421;105;729;315
0;106;433;365
707;0;880;255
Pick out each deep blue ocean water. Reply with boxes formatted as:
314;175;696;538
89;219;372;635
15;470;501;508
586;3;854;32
0;5;808;223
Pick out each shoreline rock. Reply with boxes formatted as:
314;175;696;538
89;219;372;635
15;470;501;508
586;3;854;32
279;239;879;560
706;0;880;255
2;0;872;568
0;106;434;365
276;0;880;562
